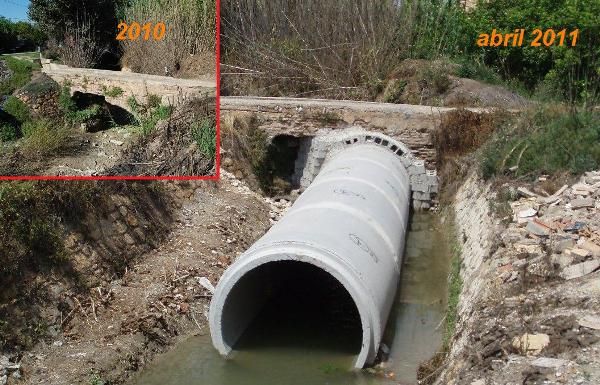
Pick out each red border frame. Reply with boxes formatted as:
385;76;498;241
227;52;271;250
0;0;221;181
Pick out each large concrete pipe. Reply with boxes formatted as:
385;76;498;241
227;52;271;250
209;138;412;368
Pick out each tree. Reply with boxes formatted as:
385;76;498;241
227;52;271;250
28;0;121;47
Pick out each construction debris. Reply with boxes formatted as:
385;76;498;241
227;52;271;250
531;357;569;369
512;333;550;355
578;315;600;330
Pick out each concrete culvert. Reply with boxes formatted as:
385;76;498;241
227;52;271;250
221;260;363;353
210;136;412;368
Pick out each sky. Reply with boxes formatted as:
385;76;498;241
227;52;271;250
0;0;30;21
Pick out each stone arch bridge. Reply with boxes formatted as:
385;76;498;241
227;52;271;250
42;61;215;112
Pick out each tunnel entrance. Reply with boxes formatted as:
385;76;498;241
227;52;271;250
222;261;363;356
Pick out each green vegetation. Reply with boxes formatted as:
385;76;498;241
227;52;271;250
3;96;30;123
103;86;124;98
21;119;69;156
0;122;19;142
28;0;117;50
455;57;502;85
191;118;216;159
89;373;106;385
58;86;104;126
0;182;66;279
21;75;59;95
444;239;463;348
0;17;45;52
0;56;37;95
481;108;600;179
127;95;172;135
222;0;599;104
469;0;600;103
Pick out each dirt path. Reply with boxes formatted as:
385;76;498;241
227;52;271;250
18;175;272;385
44;126;137;176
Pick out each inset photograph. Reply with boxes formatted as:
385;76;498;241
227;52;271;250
0;0;217;178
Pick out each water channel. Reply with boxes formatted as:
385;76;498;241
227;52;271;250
129;212;451;385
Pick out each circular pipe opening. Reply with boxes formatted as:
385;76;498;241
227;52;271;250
220;260;363;356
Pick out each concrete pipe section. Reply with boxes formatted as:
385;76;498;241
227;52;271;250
209;136;412;368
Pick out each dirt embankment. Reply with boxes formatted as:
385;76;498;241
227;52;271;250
0;175;279;385
437;172;600;385
377;59;527;109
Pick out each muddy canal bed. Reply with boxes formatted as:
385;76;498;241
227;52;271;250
128;212;451;385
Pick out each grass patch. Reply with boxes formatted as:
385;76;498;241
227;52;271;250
444;239;463;348
0;182;66;279
0;56;38;95
191;118;216;159
21;119;70;157
481;107;600;179
3;96;30;123
102;86;124;98
221;114;270;190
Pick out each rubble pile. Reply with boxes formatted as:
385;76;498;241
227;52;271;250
506;171;600;283
452;171;600;385
0;356;21;385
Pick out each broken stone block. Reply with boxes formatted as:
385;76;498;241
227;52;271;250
569;248;592;258
531;357;569;368
526;220;551;237
551;237;575;253
581;240;600;258
518;187;537;198
570;198;595;209
551;254;574;269
512;333;550;355
518;208;537;218
572;183;594;195
560;259;600;280
578;315;600;330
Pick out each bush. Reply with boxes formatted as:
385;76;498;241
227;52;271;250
191;118;216;159
58;86;77;114
58;20;104;68
119;0;215;75
0;122;19;141
29;0;117;55
433;109;500;165
221;0;470;99
21;119;69;156
21;75;60;95
0;57;36;95
0;182;65;279
0;17;45;52
455;57;502;85
127;96;172;135
3;96;30;123
481;107;600;179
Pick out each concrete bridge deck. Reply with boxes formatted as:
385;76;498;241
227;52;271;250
42;62;215;111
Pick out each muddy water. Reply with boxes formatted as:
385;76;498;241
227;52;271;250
129;212;451;385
